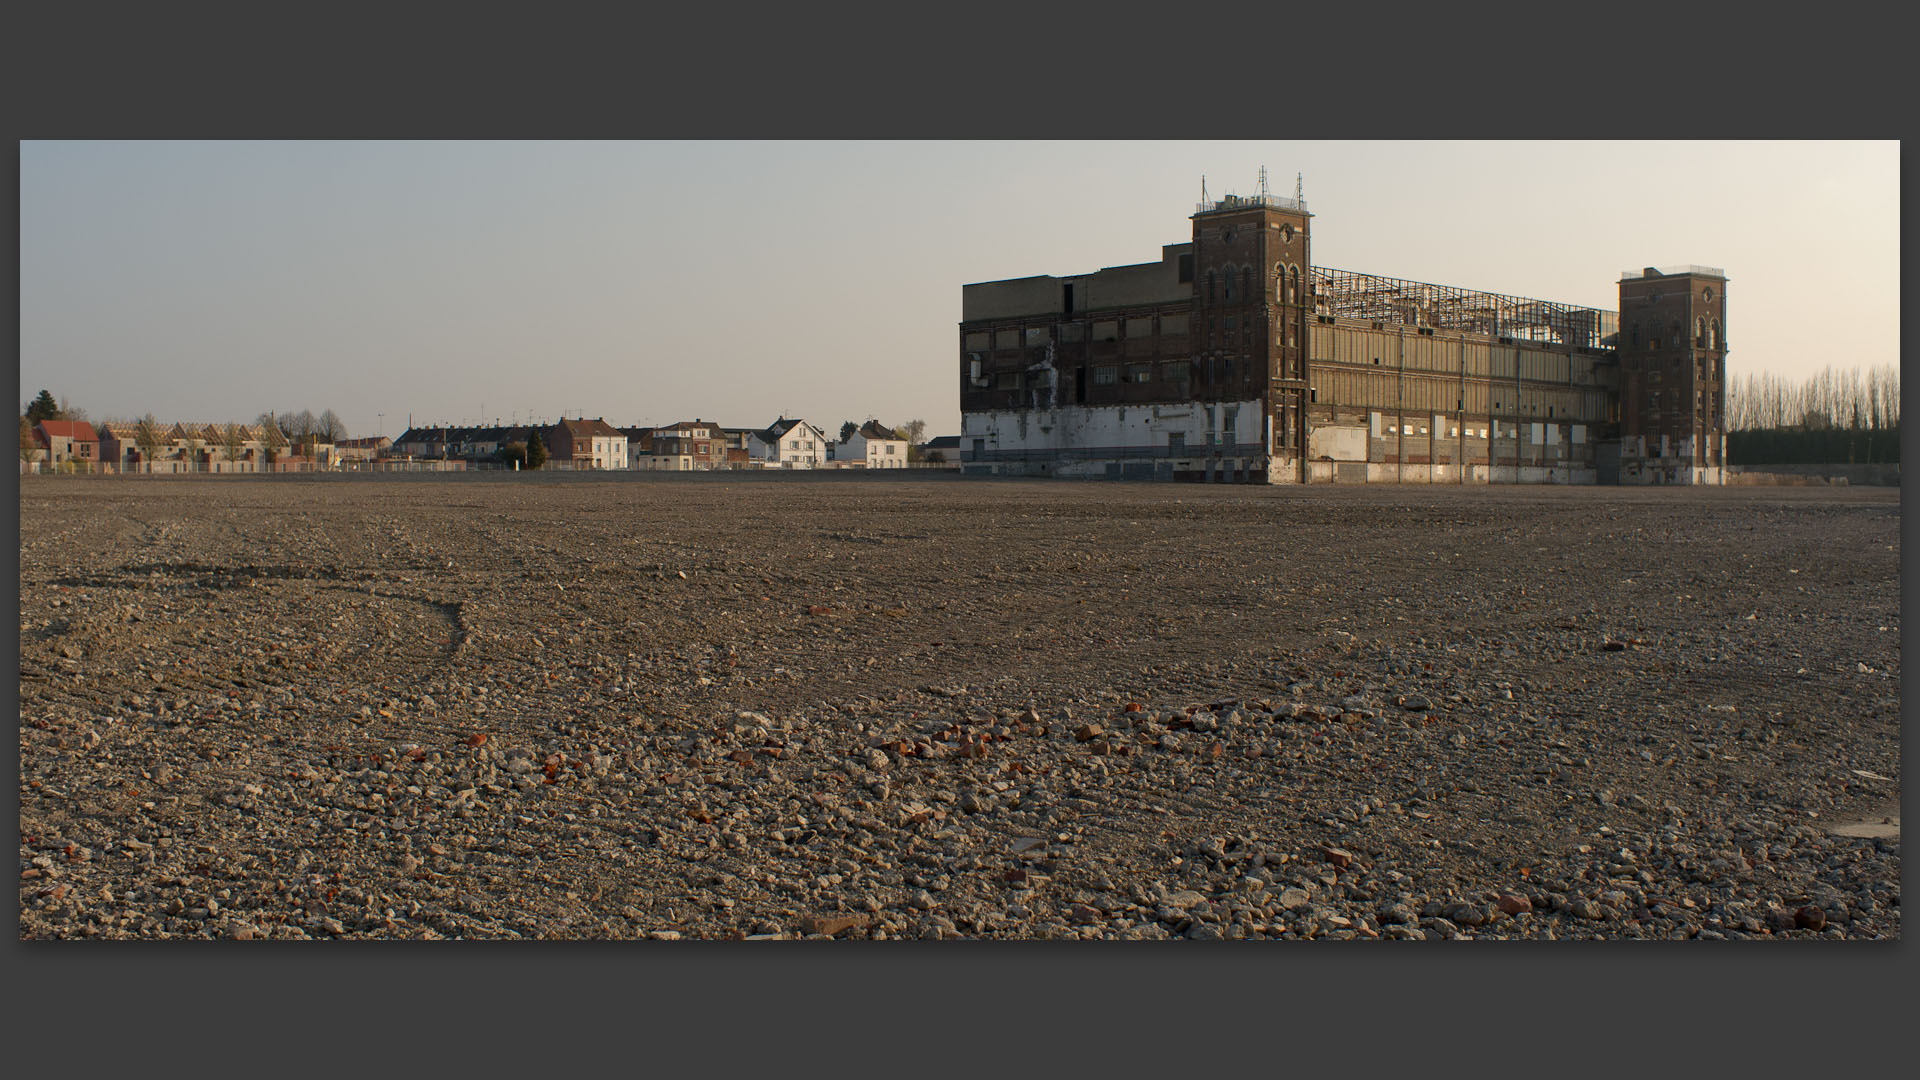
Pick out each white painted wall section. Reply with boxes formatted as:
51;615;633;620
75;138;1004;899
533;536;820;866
963;400;1264;456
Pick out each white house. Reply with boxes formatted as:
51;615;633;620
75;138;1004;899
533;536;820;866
836;420;908;468
749;418;828;469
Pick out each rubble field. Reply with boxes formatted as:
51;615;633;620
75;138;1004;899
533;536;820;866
16;474;1900;940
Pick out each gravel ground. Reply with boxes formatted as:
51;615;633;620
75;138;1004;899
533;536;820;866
16;474;1900;940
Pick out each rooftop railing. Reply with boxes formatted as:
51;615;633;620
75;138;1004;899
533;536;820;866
1196;193;1308;214
1621;265;1726;280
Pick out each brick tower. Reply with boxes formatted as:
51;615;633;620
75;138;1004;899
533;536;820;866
1616;265;1727;483
1190;180;1312;483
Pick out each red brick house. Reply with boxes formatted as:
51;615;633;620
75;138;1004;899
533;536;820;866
545;417;629;470
633;419;729;470
33;420;99;468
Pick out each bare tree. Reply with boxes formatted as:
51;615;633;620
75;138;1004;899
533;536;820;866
135;413;166;473
287;410;318;459
255;413;287;466
220;422;248;471
20;415;40;465
317;409;348;444
1728;364;1899;433
892;418;927;460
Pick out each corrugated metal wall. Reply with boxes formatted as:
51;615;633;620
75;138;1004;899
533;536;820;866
1307;319;1607;424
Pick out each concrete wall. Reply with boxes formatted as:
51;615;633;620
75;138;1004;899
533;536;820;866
964;245;1191;323
1081;256;1188;311
1308;425;1367;462
963;277;1062;321
962;400;1265;479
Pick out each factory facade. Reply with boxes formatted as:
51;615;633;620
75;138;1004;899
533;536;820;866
958;189;1726;485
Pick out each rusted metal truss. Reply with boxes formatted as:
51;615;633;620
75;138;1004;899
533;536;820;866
1310;267;1618;349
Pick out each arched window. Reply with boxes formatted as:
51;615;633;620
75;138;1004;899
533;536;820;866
1710;319;1721;349
1287;265;1300;304
1207;271;1216;305
1697;318;1707;347
1630;322;1640;348
1241;267;1252;302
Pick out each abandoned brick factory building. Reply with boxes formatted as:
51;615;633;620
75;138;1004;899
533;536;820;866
958;179;1727;484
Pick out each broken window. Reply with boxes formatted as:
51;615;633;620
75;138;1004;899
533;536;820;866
1126;363;1152;384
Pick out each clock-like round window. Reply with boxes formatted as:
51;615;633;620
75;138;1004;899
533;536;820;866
1222;228;1236;244
1703;287;1714;303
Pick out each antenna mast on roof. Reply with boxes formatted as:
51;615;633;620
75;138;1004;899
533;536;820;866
1258;166;1269;199
1297;172;1303;201
1200;175;1207;204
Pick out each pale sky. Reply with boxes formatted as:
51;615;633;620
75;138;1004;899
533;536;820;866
19;141;1898;440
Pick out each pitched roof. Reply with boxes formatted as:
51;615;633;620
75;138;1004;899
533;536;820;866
759;418;825;442
35;420;98;442
858;420;901;442
662;420;723;438
555;417;626;440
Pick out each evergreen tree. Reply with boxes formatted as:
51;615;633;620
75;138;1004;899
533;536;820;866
526;430;548;469
25;389;59;422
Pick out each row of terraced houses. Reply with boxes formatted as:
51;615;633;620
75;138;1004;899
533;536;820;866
26;415;941;474
23;419;355;473
390;417;918;470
